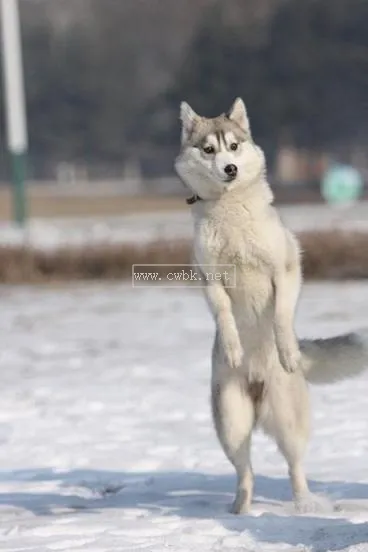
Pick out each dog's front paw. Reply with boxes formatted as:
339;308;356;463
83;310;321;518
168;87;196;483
224;338;244;370
279;347;302;374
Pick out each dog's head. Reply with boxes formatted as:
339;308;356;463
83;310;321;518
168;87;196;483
174;98;266;201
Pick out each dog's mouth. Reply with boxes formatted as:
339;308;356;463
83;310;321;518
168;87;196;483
224;175;237;183
222;172;239;185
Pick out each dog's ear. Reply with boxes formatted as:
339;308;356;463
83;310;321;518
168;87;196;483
179;102;199;144
228;98;250;133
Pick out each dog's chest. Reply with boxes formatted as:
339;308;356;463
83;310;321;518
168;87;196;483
195;210;273;271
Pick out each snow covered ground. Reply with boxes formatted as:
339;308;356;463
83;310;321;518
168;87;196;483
0;201;368;250
0;281;367;551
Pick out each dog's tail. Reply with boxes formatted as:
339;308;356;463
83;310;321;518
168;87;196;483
300;331;368;385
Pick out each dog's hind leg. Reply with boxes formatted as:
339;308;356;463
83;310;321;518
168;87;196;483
260;374;315;512
212;376;255;514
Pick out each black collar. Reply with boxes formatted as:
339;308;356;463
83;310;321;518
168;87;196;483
186;194;202;205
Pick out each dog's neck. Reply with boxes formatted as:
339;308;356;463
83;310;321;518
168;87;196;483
187;177;274;214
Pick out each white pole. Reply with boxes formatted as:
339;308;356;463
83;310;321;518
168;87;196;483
1;0;28;224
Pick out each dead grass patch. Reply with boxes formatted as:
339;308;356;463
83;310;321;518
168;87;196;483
0;230;367;284
0;240;191;284
300;230;368;279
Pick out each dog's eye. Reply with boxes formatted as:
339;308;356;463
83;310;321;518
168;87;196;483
203;145;215;154
230;143;238;151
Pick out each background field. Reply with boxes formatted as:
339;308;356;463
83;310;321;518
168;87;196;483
0;186;185;220
0;198;368;283
0;281;367;551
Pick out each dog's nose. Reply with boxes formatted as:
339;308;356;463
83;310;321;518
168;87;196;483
224;164;238;178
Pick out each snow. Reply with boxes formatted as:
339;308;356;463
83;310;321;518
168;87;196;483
0;200;368;250
0;280;367;551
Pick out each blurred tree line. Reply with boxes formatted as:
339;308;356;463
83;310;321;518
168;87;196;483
0;0;367;179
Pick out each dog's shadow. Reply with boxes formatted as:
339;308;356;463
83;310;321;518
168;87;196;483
0;468;368;551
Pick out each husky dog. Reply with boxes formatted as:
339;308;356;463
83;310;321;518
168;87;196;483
174;98;367;514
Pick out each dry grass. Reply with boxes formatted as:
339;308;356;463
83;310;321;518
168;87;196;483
300;230;368;279
0;240;192;284
0;230;367;284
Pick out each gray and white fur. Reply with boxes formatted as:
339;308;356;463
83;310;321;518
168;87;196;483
174;97;368;515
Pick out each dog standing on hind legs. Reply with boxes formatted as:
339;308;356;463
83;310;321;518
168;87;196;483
174;97;367;514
